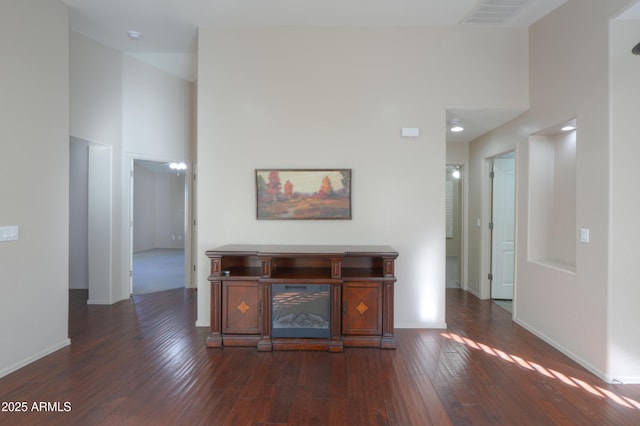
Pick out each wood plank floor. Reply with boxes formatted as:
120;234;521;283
1;288;639;425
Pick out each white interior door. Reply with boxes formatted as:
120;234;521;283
491;156;515;300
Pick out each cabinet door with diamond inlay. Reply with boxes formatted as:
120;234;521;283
342;281;382;335
222;281;260;334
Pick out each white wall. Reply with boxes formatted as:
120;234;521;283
446;143;469;287
122;55;193;160
467;131;517;297
0;0;70;377
446;143;469;171
550;132;576;266
69;32;194;302
196;27;529;329
445;176;462;257
133;164;186;252
446;143;468;259
122;51;194;296
70;31;124;303
468;0;637;382
610;17;640;383
133;164;157;252
527;132;576;269
69;138;89;289
154;173;186;249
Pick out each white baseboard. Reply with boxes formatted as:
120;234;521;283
396;321;447;329
87;299;113;305
513;317;610;383
606;375;640;384
466;287;481;299
0;338;71;379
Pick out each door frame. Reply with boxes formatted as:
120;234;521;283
489;154;515;300
128;155;194;295
480;149;517;302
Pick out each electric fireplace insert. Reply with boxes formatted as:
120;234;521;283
271;284;330;338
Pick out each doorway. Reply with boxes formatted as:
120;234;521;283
130;159;188;295
69;137;113;304
489;152;515;304
446;164;463;289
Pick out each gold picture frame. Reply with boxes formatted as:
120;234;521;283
256;169;352;220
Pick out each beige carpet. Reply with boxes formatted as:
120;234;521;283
132;248;184;295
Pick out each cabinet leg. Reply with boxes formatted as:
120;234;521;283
257;337;273;352
206;333;222;348
328;339;344;353
380;335;396;349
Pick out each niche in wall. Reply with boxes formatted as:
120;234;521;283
528;120;577;271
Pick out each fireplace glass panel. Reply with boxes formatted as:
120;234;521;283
272;284;330;338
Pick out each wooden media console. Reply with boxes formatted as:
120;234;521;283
205;244;398;352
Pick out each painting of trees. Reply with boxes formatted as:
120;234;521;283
284;180;294;200
266;171;282;202
317;176;336;199
256;169;351;219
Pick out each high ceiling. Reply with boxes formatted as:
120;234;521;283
61;0;578;143
62;0;568;81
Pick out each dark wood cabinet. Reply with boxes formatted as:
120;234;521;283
342;281;382;336
205;244;398;352
222;281;260;335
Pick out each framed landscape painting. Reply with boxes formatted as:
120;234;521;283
256;169;352;220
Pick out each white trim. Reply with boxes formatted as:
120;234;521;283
395;322;447;329
514;317;610;383
0;339;70;379
466;287;481;299
128;154;194;294
86;299;114;305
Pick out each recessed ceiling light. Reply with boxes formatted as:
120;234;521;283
127;30;143;40
561;125;576;132
449;120;464;133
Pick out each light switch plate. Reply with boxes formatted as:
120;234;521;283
580;228;590;243
0;226;19;242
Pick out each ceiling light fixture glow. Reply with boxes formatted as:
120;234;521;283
127;30;143;40
449;120;464;133
169;162;187;170
561;125;576;132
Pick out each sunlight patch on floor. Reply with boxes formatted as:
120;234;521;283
441;332;640;411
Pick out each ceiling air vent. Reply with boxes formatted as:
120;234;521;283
461;0;533;25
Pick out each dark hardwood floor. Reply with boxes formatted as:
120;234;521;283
1;288;639;425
